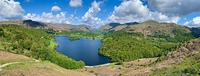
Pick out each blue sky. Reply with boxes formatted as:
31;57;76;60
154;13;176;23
0;0;200;28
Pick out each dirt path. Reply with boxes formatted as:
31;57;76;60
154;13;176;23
0;59;39;72
0;62;21;71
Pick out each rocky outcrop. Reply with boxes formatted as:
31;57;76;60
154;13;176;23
152;39;200;72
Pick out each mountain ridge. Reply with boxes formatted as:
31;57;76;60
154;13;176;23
98;22;139;31
0;20;92;32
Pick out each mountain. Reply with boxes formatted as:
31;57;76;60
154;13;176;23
0;20;46;28
125;20;191;36
98;20;196;64
191;27;200;37
98;22;139;31
98;23;121;31
47;24;92;32
23;20;47;27
0;20;92;32
124;22;139;25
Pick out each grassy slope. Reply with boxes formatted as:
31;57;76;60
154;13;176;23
0;51;91;76
150;51;200;76
0;51;33;64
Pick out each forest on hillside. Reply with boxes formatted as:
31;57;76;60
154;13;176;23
0;23;198;69
99;30;195;62
0;24;84;69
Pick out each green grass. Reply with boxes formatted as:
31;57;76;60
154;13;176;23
1;61;85;76
0;59;34;65
3;61;52;70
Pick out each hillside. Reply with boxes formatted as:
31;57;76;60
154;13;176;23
0;20;46;28
99;20;195;62
150;38;200;75
0;20;92;32
0;24;85;69
1;20;200;75
126;20;191;36
98;22;138;31
0;51;90;76
1;30;200;76
85;38;200;76
191;27;200;37
47;24;92;32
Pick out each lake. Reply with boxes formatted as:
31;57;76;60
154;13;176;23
55;36;109;66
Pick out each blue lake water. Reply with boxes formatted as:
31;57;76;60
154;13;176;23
55;36;109;66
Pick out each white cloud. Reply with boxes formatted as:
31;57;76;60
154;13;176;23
69;0;82;7
82;1;104;28
184;17;200;27
51;6;61;12
148;0;200;16
24;12;74;24
107;0;179;24
0;0;24;20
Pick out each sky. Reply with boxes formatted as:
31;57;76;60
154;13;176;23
0;0;200;28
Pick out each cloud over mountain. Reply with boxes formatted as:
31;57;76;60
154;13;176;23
148;0;200;16
0;0;200;28
82;1;104;28
184;17;200;27
106;0;179;24
24;12;74;24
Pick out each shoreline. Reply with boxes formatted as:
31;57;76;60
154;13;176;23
85;63;111;68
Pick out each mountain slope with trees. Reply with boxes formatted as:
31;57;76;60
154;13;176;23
0;24;84;69
99;21;196;62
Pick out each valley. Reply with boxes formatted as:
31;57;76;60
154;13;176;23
1;0;200;76
0;20;200;76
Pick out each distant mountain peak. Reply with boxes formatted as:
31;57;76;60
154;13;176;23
23;20;47;27
108;23;121;27
124;22;139;25
98;22;139;31
143;20;159;24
